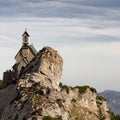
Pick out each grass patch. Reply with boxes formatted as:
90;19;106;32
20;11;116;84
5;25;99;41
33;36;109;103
72;85;97;94
60;83;97;95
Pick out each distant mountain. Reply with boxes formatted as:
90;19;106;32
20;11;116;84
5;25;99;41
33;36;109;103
99;90;120;115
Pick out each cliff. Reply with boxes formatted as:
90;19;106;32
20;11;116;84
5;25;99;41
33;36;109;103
0;46;111;120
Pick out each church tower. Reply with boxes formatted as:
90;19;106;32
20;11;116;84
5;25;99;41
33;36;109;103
22;30;30;46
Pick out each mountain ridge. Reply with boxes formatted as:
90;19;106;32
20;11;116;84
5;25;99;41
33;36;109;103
99;90;120;115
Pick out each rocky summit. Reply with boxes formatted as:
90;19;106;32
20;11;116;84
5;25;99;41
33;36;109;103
0;46;111;120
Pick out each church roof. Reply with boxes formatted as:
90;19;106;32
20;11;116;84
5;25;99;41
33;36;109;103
22;31;30;37
15;44;37;59
28;44;37;56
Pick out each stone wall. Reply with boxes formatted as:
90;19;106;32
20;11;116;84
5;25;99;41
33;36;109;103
3;70;18;87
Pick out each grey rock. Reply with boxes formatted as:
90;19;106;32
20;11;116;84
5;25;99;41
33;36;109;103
0;46;111;120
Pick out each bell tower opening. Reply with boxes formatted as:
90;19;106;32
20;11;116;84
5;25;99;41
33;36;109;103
22;30;30;46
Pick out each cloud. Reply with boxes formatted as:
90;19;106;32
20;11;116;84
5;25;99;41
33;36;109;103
0;0;120;21
78;0;120;8
0;17;120;48
0;34;17;43
0;0;120;91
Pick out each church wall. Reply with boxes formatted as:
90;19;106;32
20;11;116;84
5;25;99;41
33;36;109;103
17;59;27;74
16;49;35;74
15;52;22;64
27;49;35;62
22;48;29;58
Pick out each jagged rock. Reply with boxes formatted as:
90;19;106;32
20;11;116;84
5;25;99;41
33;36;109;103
0;46;111;120
18;46;63;90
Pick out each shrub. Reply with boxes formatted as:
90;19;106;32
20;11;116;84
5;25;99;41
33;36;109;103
96;101;103;107
74;86;89;94
96;95;106;107
98;108;106;120
59;82;62;88
71;98;77;103
59;83;70;94
97;95;106;101
107;111;116;120
56;99;63;108
115;114;120;120
90;87;97;93
42;116;62;120
107;111;120;120
75;118;79;120
62;85;69;94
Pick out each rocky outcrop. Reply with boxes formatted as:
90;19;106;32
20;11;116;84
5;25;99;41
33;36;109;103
0;46;111;120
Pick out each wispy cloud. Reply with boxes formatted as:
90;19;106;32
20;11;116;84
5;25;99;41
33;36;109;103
0;17;119;46
0;18;120;47
0;0;120;21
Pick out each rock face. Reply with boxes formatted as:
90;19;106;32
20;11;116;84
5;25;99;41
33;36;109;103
0;46;111;120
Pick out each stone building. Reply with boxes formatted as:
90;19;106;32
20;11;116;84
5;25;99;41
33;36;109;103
14;31;37;74
3;31;37;87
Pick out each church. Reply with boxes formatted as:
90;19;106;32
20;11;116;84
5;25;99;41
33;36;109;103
3;31;37;87
14;31;37;74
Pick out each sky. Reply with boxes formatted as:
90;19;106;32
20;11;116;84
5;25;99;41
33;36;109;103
0;0;120;92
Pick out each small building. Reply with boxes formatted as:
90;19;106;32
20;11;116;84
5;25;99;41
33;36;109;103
14;31;37;74
3;31;37;87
